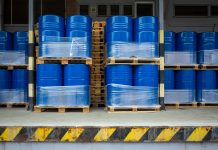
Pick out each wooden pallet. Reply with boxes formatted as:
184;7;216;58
92;52;105;58
92;30;104;36
34;106;89;113
199;65;218;70
91;89;105;94
165;64;199;70
92;45;105;50
0;64;28;70
107;106;161;112
91;74;104;79
198;102;218;108
92;42;105;46
36;58;92;65
165;102;198;109
93;59;105;64
90;103;105;108
91;67;104;72
107;58;160;65
0;103;28;108
92;22;106;28
92;38;104;43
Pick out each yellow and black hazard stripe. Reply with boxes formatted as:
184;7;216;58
159;29;165;109
0;126;217;142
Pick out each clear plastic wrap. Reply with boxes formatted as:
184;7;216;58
165;51;196;65
0;50;27;65
165;90;196;104
39;36;91;58
106;84;159;107
198;90;218;103
107;42;159;58
0;89;27;103
198;49;218;64
36;85;90;107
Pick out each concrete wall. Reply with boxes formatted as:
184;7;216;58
165;0;218;32
1;0;218;32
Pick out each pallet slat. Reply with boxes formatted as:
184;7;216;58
107;58;160;65
34;106;89;113
107;106;161;112
0;103;28;108
165;102;198;109
36;58;92;65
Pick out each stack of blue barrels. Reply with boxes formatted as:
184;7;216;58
36;15;91;107
105;16;159;107
164;31;218;104
164;31;196;103
0;31;28;103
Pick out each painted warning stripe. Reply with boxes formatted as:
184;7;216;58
0;127;217;142
186;127;212;142
155;128;180;142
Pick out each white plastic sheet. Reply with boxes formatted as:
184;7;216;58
107;42;159;58
0;89;27;103
39;36;91;58
106;84;159;107
36;85;90;107
198;49;218;64
165;51;196;65
0;50;27;65
165;90;196;103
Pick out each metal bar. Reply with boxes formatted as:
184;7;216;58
28;0;35;111
159;0;165;110
0;0;4;30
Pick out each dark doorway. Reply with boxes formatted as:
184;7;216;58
136;3;154;17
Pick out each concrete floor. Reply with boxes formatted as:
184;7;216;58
0;108;217;127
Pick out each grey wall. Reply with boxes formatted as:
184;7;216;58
165;0;218;32
2;0;218;32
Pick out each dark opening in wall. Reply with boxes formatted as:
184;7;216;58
42;0;65;16
174;5;208;16
98;5;107;16
211;6;218;16
123;5;132;16
80;5;89;16
4;0;11;24
136;3;153;17
110;5;119;16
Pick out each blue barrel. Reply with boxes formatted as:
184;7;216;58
197;70;216;102
36;64;62;86
133;65;158;87
197;71;216;89
176;32;197;52
164;31;175;51
14;32;28;55
0;31;12;50
106;16;132;43
106;65;132;85
0;70;11;89
106;16;132;57
134;17;159;57
198;32;218;64
12;69;28;89
64;64;90;85
176;70;196;89
39;15;64;31
165;70;175;89
66;15;92;31
66;15;92;57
